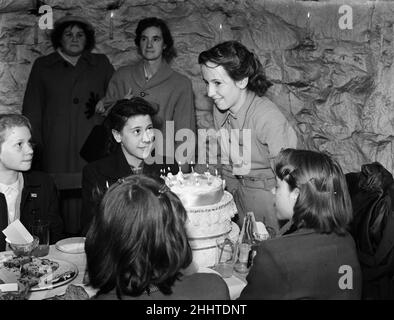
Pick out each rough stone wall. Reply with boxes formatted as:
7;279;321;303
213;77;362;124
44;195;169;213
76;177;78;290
1;0;394;173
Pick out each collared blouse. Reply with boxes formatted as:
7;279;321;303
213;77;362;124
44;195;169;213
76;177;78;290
214;91;298;177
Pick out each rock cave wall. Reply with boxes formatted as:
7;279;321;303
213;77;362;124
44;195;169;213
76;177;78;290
1;0;394;173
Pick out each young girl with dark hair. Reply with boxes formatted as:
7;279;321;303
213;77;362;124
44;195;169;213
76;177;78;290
85;175;229;300
81;98;178;235
238;148;362;300
199;41;297;232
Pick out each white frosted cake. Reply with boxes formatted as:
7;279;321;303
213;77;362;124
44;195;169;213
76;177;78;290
163;170;239;268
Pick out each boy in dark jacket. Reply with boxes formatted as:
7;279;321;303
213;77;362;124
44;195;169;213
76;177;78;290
0;113;64;251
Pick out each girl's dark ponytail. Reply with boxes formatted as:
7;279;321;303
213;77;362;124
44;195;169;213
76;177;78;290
246;51;272;96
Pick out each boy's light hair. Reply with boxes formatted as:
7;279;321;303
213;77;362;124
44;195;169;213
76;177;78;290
0;113;32;148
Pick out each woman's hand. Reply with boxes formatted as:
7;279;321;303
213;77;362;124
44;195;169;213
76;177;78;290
95;100;106;114
95;88;133;115
124;88;133;100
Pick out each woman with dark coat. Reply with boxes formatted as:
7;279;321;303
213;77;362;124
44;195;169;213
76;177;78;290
238;149;362;300
22;14;114;173
22;15;114;234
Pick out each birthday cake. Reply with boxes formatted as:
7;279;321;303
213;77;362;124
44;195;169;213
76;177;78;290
163;170;239;268
166;171;224;207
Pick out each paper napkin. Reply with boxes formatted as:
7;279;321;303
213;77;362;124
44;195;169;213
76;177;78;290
2;219;34;244
255;221;270;240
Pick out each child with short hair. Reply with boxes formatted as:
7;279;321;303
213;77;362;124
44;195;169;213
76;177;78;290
0;113;64;250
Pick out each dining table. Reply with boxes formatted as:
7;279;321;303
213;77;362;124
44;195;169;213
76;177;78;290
1;244;247;300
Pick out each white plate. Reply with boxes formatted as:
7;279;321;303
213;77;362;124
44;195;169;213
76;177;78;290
0;258;78;292
32;259;78;291
55;237;85;254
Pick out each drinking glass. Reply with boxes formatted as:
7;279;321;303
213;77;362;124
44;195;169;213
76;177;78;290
234;243;252;274
214;238;235;278
30;219;50;257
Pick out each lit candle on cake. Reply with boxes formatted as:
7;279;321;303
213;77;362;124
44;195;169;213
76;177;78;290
177;162;185;183
219;23;223;42
205;166;212;185
109;11;114;40
190;160;194;173
306;11;311;37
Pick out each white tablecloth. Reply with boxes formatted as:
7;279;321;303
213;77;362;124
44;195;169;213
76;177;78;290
2;245;246;300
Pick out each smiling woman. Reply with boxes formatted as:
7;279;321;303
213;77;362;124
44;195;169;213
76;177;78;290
198;41;298;232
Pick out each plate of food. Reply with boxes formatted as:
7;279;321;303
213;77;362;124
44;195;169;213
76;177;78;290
55;237;85;254
0;256;78;292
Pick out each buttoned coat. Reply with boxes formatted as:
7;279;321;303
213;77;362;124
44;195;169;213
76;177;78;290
22;51;114;173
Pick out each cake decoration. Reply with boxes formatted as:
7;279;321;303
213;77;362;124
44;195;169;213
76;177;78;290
162;163;239;267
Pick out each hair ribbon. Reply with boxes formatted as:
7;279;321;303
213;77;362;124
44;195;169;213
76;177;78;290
158;184;170;194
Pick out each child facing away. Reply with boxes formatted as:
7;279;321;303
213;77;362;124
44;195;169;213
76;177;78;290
0;113;64;251
85;174;230;300
238;148;362;300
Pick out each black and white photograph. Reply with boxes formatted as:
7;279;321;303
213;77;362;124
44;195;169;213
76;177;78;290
0;0;393;311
